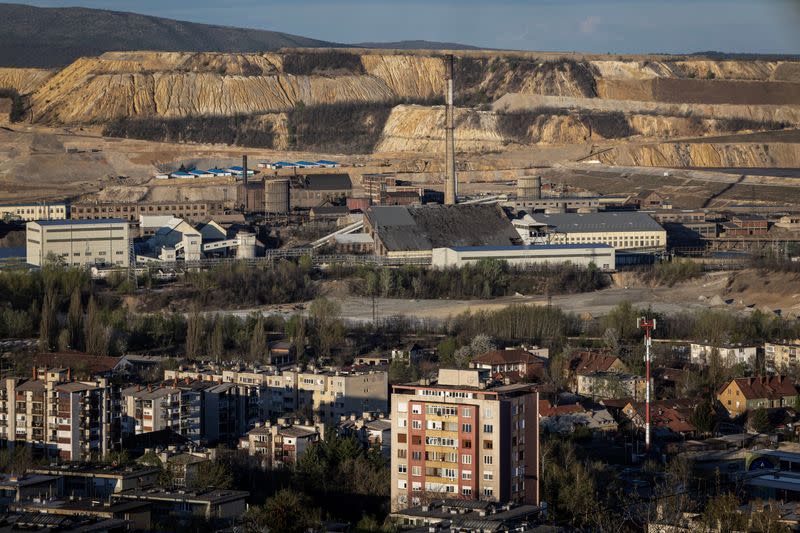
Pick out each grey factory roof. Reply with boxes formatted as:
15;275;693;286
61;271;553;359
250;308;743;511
367;204;520;252
529;212;664;233
33;218;128;226
302;174;352;191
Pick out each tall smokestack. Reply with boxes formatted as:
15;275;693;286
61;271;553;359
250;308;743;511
242;154;249;212
444;54;456;205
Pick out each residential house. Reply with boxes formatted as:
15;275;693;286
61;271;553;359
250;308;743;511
621;399;699;438
337;412;391;456
239;419;323;467
717;376;799;417
577;371;647;401
472;347;549;382
538;399;617;435
569;350;628;391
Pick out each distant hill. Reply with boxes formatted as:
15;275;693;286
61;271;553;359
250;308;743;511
0;3;479;68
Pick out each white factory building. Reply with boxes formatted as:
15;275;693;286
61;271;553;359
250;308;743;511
26;218;130;267
2;202;68;222
432;244;615;270
514;211;666;251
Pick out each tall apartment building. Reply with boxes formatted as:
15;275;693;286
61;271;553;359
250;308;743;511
0;202;68;222
163;364;388;425
122;379;254;445
0;368;119;461
26;219;130;267
390;369;539;511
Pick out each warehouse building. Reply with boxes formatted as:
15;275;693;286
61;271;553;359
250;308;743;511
0;202;68;222
290;174;353;209
432;244;615;270
26;219;130;267
365;204;520;258
70;201;224;223
516;212;666;251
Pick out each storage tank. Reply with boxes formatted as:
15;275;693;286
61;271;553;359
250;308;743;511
517;176;542;200
264;178;290;214
235;232;257;259
346;196;371;212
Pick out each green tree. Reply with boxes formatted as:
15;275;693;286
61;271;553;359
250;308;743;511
208;318;225;361
185;306;204;359
84;296;110;356
691;400;715;435
194;461;233;489
38;285;58;351
748;408;772;433
286;314;307;361
66;286;84;350
244;489;320;533
249;314;267;362
309;297;343;358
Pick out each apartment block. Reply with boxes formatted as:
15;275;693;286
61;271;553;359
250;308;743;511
164;364;388;425
765;340;800;372
239;419;324;467
0;368;120;461
690;342;759;368
26;219;130;268
390;369;539;511
121;384;201;442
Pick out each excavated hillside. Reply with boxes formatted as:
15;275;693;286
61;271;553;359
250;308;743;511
3;49;800;165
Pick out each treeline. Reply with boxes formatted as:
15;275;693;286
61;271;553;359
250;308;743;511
287;102;393;154
639;259;703;287
282;51;366;75
345;260;609;300
102;114;276;148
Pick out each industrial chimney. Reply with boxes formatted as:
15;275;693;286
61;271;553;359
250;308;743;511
444;54;457;205
242;154;249;212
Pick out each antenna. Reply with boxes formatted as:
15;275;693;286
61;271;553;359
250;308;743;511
637;317;656;452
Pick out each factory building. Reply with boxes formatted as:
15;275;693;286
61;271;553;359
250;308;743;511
0;202;68;222
513;176;600;211
290;174;353;209
514;212;666;251
364;204;520;258
390;369;539;511
26;219;130;267
70;201;224;223
431;244;615;270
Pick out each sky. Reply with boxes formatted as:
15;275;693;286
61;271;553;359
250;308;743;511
20;0;800;54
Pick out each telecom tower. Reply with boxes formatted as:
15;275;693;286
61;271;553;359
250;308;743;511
638;316;656;451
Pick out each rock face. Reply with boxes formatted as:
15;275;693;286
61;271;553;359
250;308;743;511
600;141;800;168
4;49;800;164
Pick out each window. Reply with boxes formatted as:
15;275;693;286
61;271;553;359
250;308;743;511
461;423;472;433
483;472;494;481
412;435;422;445
461;454;472;464
443;468;457;478
461;439;472;449
483;440;493;450
398;433;407;444
483;455;493;465
397;449;407;459
461;487;472;496
398;464;407;473
461;471;472;480
411;404;422;414
483;488;494;497
412;451;422;460
483;424;493;433
411;466;421;477
462;408;471;418
397;402;408;413
398;418;407;428
412;420;422;430
483;407;493;418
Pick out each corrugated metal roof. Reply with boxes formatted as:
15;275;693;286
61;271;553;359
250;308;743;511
529;212;664;233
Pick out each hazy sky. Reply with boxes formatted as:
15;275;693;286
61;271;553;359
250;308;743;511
21;0;800;54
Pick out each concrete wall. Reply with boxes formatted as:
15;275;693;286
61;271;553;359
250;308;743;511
431;245;615;270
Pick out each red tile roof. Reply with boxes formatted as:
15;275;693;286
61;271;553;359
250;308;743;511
473;349;539;365
571;351;624;375
728;376;798;400
539;399;584;417
624;400;698;434
32;352;122;374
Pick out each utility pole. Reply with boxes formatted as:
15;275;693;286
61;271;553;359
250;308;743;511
638;317;656;453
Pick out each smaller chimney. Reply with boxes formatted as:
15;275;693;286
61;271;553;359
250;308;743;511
32;366;37;380
67;368;71;381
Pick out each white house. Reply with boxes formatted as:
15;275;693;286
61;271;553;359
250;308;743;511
690;342;758;368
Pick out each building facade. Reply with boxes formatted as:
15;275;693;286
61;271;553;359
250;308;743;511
390;369;539;511
0;203;68;222
765;340;800;372
0;369;119;461
70;201;224;223
690;342;759;368
26;219;130;267
717;376;799;417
